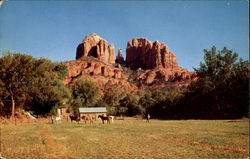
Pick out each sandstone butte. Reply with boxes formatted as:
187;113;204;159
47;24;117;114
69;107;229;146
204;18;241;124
126;38;178;69
76;33;115;64
125;38;197;88
64;34;137;93
64;34;196;92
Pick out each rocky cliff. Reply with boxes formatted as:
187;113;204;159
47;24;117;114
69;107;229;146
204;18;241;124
125;38;196;89
65;34;196;92
126;38;179;69
64;59;137;92
76;34;115;64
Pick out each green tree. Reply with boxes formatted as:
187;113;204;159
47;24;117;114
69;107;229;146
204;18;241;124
70;79;101;113
0;53;71;117
120;93;142;116
138;90;155;115
53;62;68;80
0;53;35;117
103;85;126;115
187;46;249;118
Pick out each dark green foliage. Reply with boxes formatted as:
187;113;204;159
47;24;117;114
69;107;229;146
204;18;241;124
70;79;101;113
103;85;127;115
138;89;185;118
103;85;126;107
120;93;143;116
179;46;249;119
0;52;71;117
53;62;68;80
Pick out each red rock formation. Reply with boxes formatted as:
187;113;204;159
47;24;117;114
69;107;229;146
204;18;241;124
115;48;125;64
76;34;115;64
67;35;196;91
64;60;137;93
126;38;179;69
136;68;196;87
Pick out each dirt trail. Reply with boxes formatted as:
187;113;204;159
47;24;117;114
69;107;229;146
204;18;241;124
41;127;58;152
40;126;69;159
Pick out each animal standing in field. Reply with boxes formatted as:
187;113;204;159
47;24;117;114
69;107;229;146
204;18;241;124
81;115;94;124
51;115;61;124
146;114;150;122
69;115;80;123
109;115;115;123
98;115;112;124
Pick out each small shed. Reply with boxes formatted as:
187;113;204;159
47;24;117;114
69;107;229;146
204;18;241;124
79;107;107;118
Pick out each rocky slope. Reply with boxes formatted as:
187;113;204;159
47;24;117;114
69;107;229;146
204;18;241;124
124;38;196;89
64;58;137;92
65;34;196;92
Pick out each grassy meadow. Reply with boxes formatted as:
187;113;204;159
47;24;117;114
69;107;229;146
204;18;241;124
1;119;249;159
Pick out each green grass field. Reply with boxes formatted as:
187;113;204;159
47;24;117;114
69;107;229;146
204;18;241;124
1;119;249;159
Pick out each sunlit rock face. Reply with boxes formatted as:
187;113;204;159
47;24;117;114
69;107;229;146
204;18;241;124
76;33;115;64
125;38;197;88
126;38;179;69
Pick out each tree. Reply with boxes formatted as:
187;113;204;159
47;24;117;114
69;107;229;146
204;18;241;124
138;90;155;116
70;79;101;113
0;53;35;118
186;46;249;118
120;93;142;116
103;85;127;115
0;53;71;117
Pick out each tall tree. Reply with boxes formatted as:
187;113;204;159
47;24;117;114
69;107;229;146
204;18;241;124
70;79;101;112
103;85;127;115
0;53;71;117
0;53;35;118
120;93;142;116
187;46;249;118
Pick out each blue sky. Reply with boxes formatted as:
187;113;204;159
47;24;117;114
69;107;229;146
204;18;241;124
0;0;248;71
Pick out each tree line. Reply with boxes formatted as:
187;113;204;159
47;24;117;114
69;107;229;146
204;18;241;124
0;46;249;119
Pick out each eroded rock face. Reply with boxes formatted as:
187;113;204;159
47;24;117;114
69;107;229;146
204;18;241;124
67;35;196;91
126;38;179;69
136;68;197;88
76;34;115;64
64;60;137;93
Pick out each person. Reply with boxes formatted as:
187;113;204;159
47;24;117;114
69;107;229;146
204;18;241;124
146;114;150;122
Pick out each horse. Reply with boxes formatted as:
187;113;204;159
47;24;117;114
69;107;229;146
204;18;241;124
98;115;112;124
109;115;115;123
51;115;61;124
69;115;80;123
81;115;94;124
146;114;150;122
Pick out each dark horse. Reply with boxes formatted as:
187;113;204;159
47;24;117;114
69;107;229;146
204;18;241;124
98;115;111;124
69;115;80;123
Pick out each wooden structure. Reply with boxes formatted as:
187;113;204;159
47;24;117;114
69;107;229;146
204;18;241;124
79;107;107;119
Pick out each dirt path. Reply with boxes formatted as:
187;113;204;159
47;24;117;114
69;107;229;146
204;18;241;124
40;126;69;159
41;127;58;152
